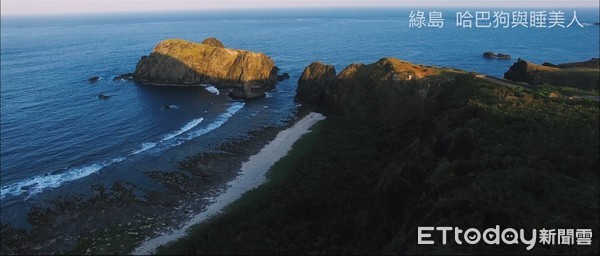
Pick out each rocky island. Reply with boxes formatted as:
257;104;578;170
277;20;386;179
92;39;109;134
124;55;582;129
483;52;511;59
133;37;280;100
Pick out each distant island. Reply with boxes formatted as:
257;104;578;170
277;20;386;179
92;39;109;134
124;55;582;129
483;52;512;59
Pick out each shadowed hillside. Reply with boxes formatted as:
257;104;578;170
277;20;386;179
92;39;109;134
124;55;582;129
504;58;600;91
158;58;599;255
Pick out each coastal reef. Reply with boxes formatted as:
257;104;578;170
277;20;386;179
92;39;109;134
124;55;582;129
133;38;279;99
504;58;599;90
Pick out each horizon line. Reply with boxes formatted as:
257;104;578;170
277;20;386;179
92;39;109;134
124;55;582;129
2;5;600;18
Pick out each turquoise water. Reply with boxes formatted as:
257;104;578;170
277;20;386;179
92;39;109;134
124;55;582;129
1;8;599;224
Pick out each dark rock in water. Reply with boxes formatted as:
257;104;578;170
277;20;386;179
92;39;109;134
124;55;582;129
97;94;111;100
483;52;511;59
134;38;279;100
161;105;180;110
483;52;497;59
277;73;290;81
228;87;266;100
201;37;225;48
594;22;600;25
496;53;511;59
295;62;336;106
113;73;134;81
88;76;100;83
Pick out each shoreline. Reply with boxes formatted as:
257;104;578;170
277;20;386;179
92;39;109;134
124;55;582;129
0;108;309;254
143;73;599;255
133;112;326;255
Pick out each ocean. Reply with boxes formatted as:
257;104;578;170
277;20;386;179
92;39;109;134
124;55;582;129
1;8;599;229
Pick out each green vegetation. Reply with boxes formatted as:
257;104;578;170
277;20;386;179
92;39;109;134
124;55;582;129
537;67;600;91
158;76;599;255
504;59;600;91
534;84;599;98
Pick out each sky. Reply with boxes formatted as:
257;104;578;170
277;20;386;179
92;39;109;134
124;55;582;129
1;0;599;16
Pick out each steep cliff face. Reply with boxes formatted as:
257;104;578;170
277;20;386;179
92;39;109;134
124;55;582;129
295;62;336;106
296;57;461;122
133;38;279;99
503;59;558;84
504;58;599;90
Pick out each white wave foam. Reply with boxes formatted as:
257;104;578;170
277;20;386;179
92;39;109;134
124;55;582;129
130;117;204;155
185;102;244;140
0;157;125;199
204;86;220;95
161;118;204;142
1;104;243;200
132;142;158;155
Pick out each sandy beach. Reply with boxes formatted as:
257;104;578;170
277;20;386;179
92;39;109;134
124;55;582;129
133;112;326;255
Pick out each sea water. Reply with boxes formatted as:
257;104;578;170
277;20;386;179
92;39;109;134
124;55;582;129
1;8;599;225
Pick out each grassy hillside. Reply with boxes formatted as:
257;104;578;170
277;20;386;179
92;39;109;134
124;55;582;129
504;59;600;91
158;75;599;255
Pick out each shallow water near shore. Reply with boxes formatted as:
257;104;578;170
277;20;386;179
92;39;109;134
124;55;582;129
133;112;325;255
1;7;599;254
